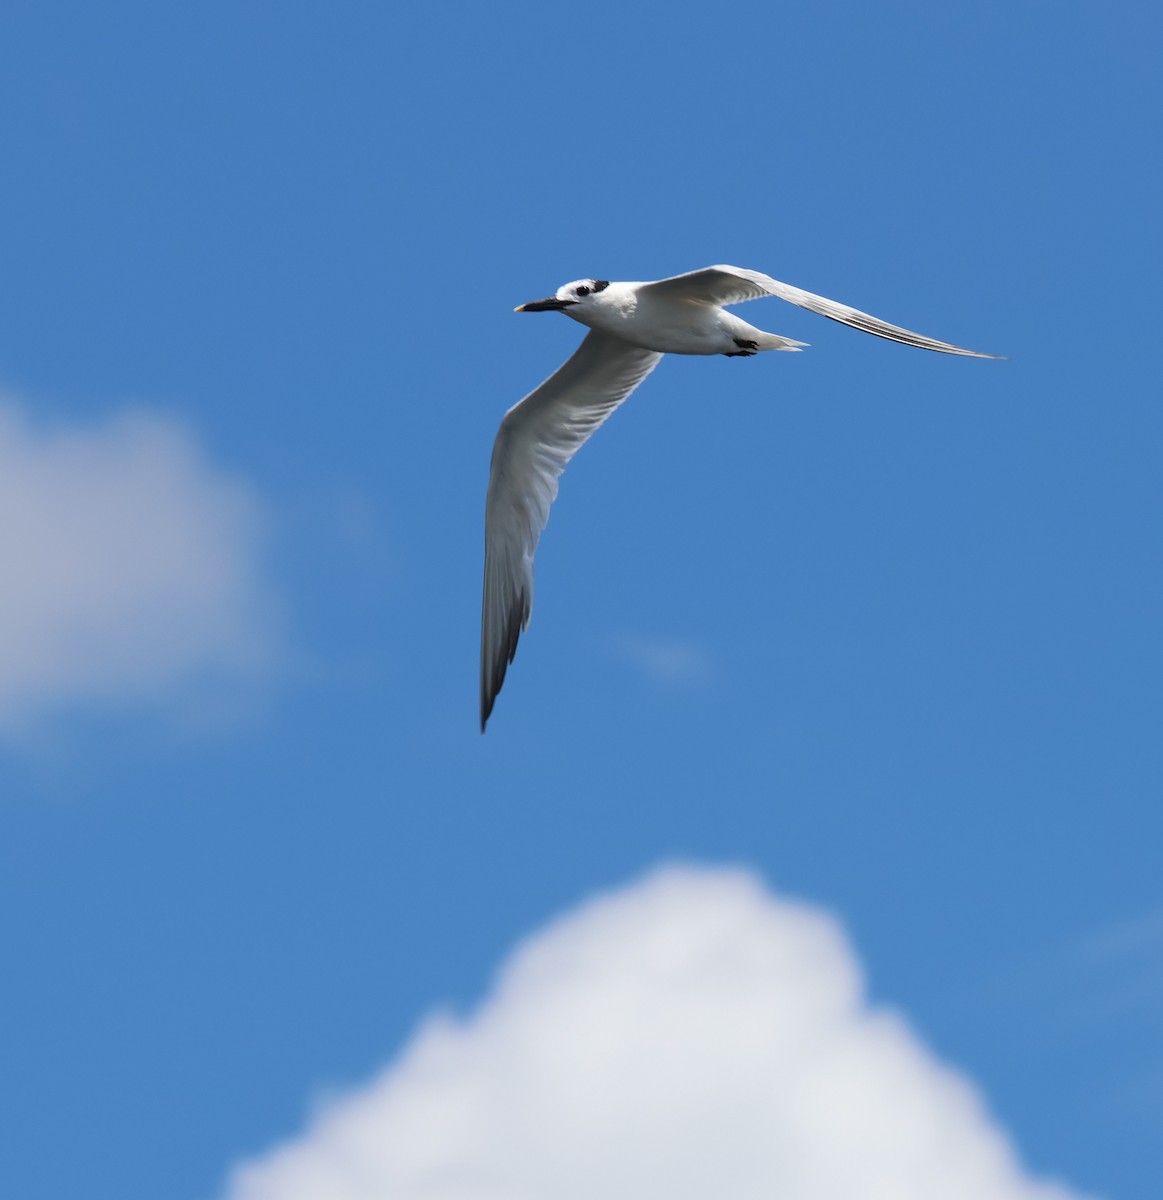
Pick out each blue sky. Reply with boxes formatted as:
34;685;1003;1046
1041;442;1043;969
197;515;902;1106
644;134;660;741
0;3;1159;1198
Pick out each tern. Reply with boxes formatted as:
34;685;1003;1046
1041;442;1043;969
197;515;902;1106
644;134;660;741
481;264;1000;730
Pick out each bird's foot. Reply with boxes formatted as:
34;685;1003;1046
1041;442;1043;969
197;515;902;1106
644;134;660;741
725;338;758;357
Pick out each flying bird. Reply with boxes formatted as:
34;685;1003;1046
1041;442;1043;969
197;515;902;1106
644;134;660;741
481;264;1000;730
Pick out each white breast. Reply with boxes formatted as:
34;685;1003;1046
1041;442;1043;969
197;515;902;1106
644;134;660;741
568;284;733;355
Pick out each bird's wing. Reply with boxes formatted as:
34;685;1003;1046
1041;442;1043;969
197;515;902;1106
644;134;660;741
481;330;663;729
641;264;1001;358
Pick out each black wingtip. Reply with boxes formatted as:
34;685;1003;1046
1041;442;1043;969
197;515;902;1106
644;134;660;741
481;676;497;732
480;588;526;734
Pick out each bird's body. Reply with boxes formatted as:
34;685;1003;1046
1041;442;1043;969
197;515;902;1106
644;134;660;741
481;264;1000;730
553;278;798;356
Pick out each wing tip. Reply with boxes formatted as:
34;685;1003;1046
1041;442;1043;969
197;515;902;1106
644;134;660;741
941;346;1007;360
479;587;528;733
480;664;503;733
480;667;502;732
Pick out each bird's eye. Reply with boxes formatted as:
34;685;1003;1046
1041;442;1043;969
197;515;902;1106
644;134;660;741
576;285;590;296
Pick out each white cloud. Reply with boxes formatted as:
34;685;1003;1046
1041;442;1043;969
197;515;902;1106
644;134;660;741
221;866;1091;1200
614;634;715;684
0;399;278;731
1073;909;1163;965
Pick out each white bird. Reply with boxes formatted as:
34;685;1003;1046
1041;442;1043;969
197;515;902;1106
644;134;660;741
481;264;1000;730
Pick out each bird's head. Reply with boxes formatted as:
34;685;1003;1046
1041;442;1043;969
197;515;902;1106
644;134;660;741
515;278;610;315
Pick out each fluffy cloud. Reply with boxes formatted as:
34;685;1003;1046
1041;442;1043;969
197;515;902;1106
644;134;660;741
222;867;1090;1200
0;399;277;730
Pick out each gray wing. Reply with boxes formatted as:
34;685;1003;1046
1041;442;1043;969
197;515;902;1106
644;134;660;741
642;265;1001;358
481;330;663;730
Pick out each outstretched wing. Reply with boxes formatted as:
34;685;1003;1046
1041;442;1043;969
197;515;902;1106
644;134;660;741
642;265;1001;358
481;330;662;730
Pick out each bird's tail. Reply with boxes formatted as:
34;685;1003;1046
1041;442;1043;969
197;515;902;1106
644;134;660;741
758;332;808;352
